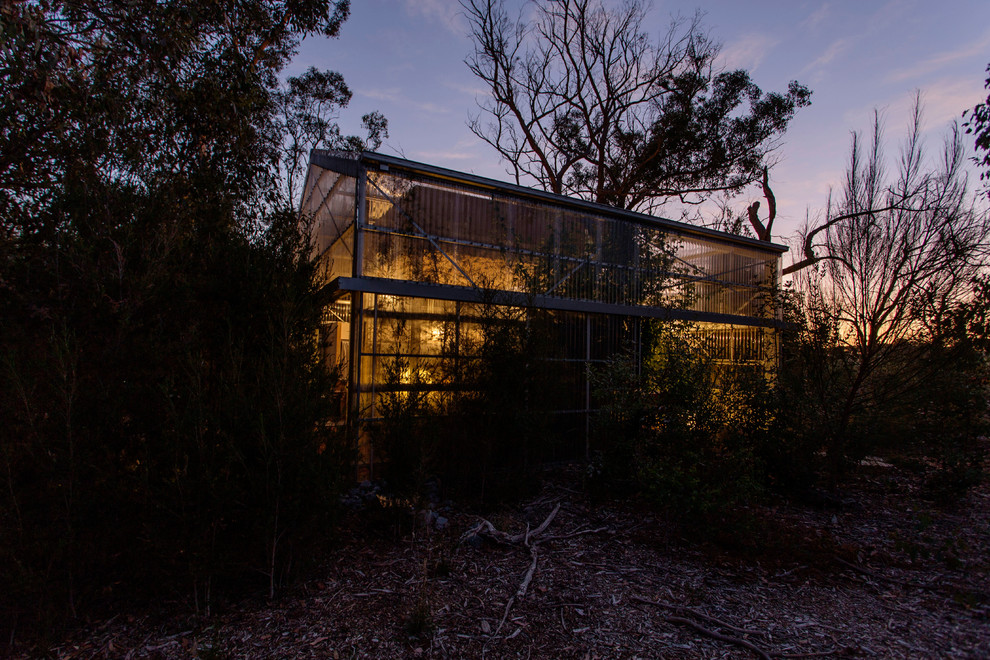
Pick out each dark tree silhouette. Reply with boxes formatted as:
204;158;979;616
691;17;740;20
462;0;810;213
0;0;374;634
964;62;990;187
788;99;990;474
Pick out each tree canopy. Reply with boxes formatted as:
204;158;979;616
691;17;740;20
0;0;379;630
462;0;811;213
1;0;386;224
964;62;990;188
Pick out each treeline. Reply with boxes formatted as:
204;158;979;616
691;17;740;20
0;0;371;640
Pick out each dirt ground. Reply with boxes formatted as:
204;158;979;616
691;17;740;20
16;460;990;659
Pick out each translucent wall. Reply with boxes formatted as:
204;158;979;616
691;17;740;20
349;293;637;459
359;170;777;316
301;168;357;280
349;293;775;435
302;153;783;472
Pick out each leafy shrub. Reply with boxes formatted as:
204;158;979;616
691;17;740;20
373;355;444;501
0;212;348;634
371;304;562;505
590;321;776;522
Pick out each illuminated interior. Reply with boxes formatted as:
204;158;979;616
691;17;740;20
300;151;786;473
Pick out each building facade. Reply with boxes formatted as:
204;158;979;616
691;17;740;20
300;151;786;472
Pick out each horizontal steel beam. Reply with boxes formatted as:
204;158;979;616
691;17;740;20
321;276;782;329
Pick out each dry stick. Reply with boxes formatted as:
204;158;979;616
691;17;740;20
466;503;561;548
493;544;539;637
512;503;560;543
517;545;539;597
540;526;610;543
631;597;763;637
490;504;560;638
665;616;773;660
493;596;516;638
832;556;941;595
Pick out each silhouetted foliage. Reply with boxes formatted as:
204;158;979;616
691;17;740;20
462;0;810;212
278;66;388;203
589;322;777;523
964;62;990;187
371;302;565;506
785;101;990;478
443;305;566;501
0;0;370;641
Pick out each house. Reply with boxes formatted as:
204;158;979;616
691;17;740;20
300;151;785;474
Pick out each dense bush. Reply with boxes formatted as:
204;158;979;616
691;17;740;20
0;211;348;633
590;321;778;521
0;0;359;640
373;354;445;500
371;304;567;505
772;276;989;494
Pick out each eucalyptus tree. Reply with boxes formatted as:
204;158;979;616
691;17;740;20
0;0;381;627
462;0;810;213
277;66;388;205
964;62;990;191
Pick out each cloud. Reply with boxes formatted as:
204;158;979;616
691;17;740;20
908;81;986;127
800;37;851;77
887;29;990;83
800;3;830;30
719;33;779;72
453;137;481;149
415;150;476;161
401;0;467;36
777;167;845;207
443;80;489;98
842;81;985;146
413;137;484;161
356;87;451;115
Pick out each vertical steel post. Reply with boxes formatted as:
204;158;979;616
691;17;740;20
585;313;592;459
349;166;367;479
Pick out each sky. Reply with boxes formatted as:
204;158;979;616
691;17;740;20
291;0;990;254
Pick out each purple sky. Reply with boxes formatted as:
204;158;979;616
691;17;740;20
292;0;990;257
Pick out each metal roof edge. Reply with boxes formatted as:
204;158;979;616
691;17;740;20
308;149;789;254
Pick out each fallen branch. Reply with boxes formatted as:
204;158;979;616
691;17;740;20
832;556;940;594
517;545;539;598
464;503;561;547
493;543;539;637
483;504;560;638
540;526;610;543
631;597;763;637
665;616;772;660
492;596;516;638
472;504;611;641
524;503;560;541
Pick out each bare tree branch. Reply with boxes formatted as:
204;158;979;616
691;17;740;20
784;96;990;473
462;0;810;213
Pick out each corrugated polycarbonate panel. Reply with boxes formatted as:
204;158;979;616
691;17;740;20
320;226;354;281
303;170;357;263
357;168;779;321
